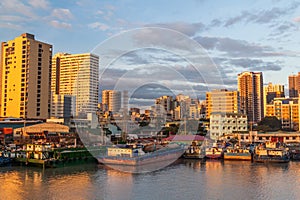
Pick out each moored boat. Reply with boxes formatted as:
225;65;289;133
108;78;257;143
205;143;223;159
97;143;185;166
253;141;290;163
183;144;205;159
224;146;252;161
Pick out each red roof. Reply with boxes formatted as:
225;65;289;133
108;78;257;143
163;135;205;142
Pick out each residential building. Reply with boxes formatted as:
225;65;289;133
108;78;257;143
263;82;285;116
50;94;74;122
51;53;99;117
205;89;239;119
289;73;300;97
238;71;264;123
209;112;248;141
0;33;52;119
102;90;121;113
265;97;300;131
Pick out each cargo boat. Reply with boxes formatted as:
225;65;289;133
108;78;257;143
224;147;252;160
97;143;184;166
253;141;290;163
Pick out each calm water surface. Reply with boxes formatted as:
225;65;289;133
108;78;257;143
1;160;300;200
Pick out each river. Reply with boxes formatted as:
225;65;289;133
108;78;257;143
1;159;300;200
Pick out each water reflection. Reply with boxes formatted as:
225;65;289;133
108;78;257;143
1;161;300;200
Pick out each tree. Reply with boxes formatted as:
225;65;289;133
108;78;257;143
256;116;281;132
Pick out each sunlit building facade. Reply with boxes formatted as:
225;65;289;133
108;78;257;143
205;89;239;119
0;33;52;119
263;82;285;116
51;53;99;117
238;71;264;123
265;97;300;131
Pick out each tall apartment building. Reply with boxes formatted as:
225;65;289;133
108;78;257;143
289;73;300;97
0;33;52;119
263;82;285;116
51;53;99;117
205;89;239;119
265;97;300;131
102;90;121;113
238;71;264;123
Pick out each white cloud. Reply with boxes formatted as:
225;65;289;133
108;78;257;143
293;16;300;22
88;22;110;31
0;0;36;18
50;20;72;29
28;0;49;9
52;8;73;20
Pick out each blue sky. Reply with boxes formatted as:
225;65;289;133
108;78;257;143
1;0;300;104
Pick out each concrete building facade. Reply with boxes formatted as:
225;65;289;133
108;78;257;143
51;53;99;117
0;33;52;119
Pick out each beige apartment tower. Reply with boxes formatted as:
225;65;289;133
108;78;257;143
0;33;52;119
238;71;264;123
205;89;239;119
51;53;99;117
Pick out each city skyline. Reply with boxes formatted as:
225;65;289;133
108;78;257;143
1;1;300;88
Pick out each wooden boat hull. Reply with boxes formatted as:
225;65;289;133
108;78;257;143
183;153;205;159
253;155;290;163
224;153;252;160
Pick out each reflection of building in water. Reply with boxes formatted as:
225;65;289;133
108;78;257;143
106;169;133;200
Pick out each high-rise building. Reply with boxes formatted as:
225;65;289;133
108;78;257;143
102;90;121;113
289;73;300;97
51;53;99;117
263;82;285;116
0;33;52;119
205;89;239;119
238;71;264;123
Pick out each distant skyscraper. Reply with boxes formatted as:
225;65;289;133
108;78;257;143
0;33;52;119
205;89;239;119
289;73;300;97
102;90;121;113
263;82;285;116
51;53;99;117
237;71;264;123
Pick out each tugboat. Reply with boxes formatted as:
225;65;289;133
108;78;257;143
223;145;252;160
183;141;205;159
253;141;290;163
205;143;223;159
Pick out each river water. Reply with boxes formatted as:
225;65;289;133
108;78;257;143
1;159;300;200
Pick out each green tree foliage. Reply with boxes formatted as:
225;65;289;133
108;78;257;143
256;116;281;132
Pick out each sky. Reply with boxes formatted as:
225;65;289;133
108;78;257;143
1;0;300;107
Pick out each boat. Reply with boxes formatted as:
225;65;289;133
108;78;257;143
253;141;290;163
97;143;185;166
224;146;252;160
183;142;205;159
205;143;223;159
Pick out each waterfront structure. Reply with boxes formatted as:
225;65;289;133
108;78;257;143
205;89;239;119
209;112;248;141
238;131;300;144
102;90;121;113
238;71;264;123
0;33;52;119
51;53;99;117
265;97;300;131
263;82;285;116
289;73;300;97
